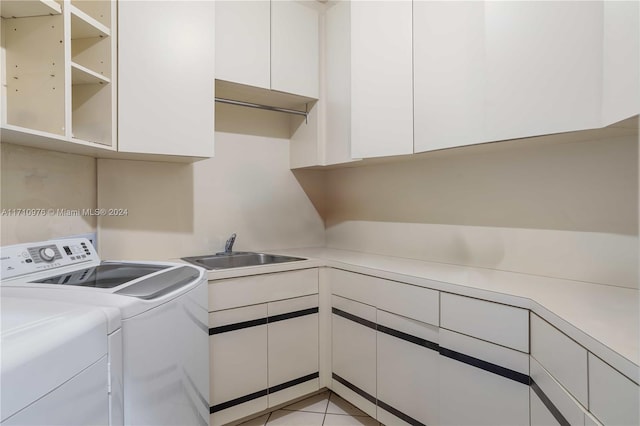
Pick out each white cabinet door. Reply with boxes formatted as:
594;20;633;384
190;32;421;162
267;295;319;408
215;0;270;89
324;0;354;166
118;1;214;157
530;314;588;407
350;0;413;159
331;295;377;418
377;310;439;426
484;1;602;142
209;305;268;426
271;0;319;99
439;330;530;426
530;357;586;426
413;1;485;153
588;353;640;426
602;0;640;125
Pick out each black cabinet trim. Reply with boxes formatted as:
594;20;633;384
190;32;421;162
210;372;319;414
377;324;439;352
269;307;319;324
531;379;571;426
209;307;318;335
439;347;530;385
332;307;377;330
332;373;376;404
332;373;425;426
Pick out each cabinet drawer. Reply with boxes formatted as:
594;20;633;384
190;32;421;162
330;269;377;307
530;314;588;407
588;353;639;426
208;269;318;311
376;279;439;326
440;293;529;352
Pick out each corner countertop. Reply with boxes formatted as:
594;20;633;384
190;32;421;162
176;247;639;383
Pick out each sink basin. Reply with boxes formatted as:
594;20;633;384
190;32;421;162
181;252;306;270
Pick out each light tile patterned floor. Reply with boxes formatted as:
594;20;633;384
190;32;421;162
239;391;381;426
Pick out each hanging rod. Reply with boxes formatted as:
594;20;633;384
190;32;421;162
215;97;308;121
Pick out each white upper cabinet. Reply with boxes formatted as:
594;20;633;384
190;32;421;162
412;0;638;155
602;0;639;125
1;0;117;154
413;1;485;152
215;1;270;90
118;1;215;157
215;0;319;100
484;1;603;142
271;1;319;99
350;0;413;159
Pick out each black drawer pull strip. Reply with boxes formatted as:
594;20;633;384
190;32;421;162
209;317;267;335
439;347;531;385
377;324;439;352
531;379;571;426
269;307;319;324
209;307;318;335
331;307;377;330
377;399;426;426
332;373;376;404
269;372;319;394
210;388;268;413
210;372;319;414
332;373;425;426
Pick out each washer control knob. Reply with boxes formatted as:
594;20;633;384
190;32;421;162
40;248;56;262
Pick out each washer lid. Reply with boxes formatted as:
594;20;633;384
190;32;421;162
1;297;107;422
114;266;201;299
30;262;170;288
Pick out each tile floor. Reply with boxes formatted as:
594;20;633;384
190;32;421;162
239;390;381;426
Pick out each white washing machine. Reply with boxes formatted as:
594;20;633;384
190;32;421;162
1;238;210;426
1;296;117;426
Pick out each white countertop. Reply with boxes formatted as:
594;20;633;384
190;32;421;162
184;247;639;383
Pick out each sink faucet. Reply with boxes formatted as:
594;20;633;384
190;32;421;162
224;233;236;254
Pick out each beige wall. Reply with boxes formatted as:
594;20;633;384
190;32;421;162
0;143;97;245
324;133;639;289
97;105;325;260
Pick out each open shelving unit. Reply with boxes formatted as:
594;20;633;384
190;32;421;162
1;0;116;151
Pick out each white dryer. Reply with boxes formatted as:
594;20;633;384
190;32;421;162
1;296;116;425
1;238;210;426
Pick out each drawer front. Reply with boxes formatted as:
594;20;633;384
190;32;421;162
440;292;529;352
588;353;639;426
208;268;318;311
376;279;439;326
530;314;588;407
330;269;377;306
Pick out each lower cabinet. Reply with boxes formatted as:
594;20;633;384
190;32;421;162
209;304;268;426
267;295;319;408
530;357;592;426
376;310;439;426
208;269;319;426
331;295;377;418
439;329;530;426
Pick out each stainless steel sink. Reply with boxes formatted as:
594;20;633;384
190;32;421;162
181;252;306;270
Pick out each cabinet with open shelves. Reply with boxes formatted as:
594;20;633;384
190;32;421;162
1;0;116;152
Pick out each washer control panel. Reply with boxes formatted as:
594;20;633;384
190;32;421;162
1;238;99;280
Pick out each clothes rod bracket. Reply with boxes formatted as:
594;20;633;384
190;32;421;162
215;97;309;122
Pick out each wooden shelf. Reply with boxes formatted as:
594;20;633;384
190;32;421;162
0;0;61;18
70;5;109;39
71;62;110;85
